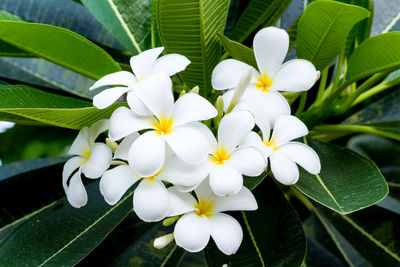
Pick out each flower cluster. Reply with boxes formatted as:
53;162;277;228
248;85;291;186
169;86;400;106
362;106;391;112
62;27;321;255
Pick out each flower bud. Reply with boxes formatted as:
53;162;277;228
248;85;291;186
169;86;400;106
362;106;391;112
179;90;186;97
214;95;224;127
226;68;252;114
105;138;118;153
153;233;174;249
190;86;199;94
163;215;180;226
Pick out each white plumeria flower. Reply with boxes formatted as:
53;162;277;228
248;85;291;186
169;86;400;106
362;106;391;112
100;133;210;222
89;47;190;111
109;73;217;177
167;179;258;255
193;111;266;196
212;27;318;126
241;115;321;185
62;120;112;208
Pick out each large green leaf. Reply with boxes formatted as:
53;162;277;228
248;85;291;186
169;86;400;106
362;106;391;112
0;85;123;129
205;178;306;266
157;0;230;96
82;0;152;54
297;1;369;70
217;33;257;68
295;137;388;214
229;0;293;43
0;20;121;80
346;32;400;83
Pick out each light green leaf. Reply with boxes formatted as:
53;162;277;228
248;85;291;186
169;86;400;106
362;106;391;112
157;0;230;96
297;1;369;70
82;0;152;54
217;33;257;68
295;137;388;214
0;20;121;80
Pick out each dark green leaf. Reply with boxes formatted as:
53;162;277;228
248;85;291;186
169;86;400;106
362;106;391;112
217;33;257;68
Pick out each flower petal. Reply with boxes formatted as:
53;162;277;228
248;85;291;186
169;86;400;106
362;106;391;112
212;59;254;90
210;213;243;255
213;186;258;212
152;53;190;76
133;178;169;222
270;152;299;185
82;143;112;179
126;92;153;116
209;163;243;196
240;131;269;159
109;107;155;141
253;27;289;76
174;212;211;253
93;87;129;109
218;111;255;152
175;184;198;192
88;119;110;144
62;156;86;191
113;132;140;160
130;47;164;80
279;142;321;174
194;177;214;202
167;186;197;216
186;122;218;152
271;115;308;146
66;168;87;208
68;127;90;156
171;93;217;126
134;73;174;118
166;125;209;164
270;59;317;92
129;131;165;177
229;146;266;176
100;165;140;205
89;71;136;90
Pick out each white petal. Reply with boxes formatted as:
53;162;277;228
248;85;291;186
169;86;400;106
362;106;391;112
130;47;164;80
68;127;90;156
134;73;174;118
62;156;85;191
167;186;197;216
166;125;209;164
133;178;169;222
175;184;199;192
89;71;136;90
270;59;317;92
229;147;266;176
66;168;87;208
271;115;308;146
209;163;243;196
270;152;299;185
213;186;258;212
218;111;255;152
240;131;269;159
93;87;129;109
88;119;110;144
212;59;254;90
253;27;289;76
222;89;235;111
174;212;211;253
152;54;190;76
113;133;140;160
186;122;218;152
210;213;243;255
279;142;321;174
171;93;217;126
109;107;155;141
254;112;271;141
126;92;153;116
129;131;165;177
194;177;214;202
82;143;112;179
100;165;140;205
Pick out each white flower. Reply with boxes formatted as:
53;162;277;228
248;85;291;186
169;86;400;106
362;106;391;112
193;111;267;196
212;27;318;126
166;179;258;255
241;115;321;185
99;134;210;222
108;73;217;177
62;120;112;208
89;47;190;111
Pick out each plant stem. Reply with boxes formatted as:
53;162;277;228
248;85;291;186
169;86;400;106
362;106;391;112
352;77;400;106
295;91;308;116
331;49;345;94
315;67;328;105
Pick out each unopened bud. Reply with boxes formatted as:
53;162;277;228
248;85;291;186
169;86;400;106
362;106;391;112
190;86;199;94
226;68;252;114
153;233;174;249
163;216;180;226
214;96;224;127
179;90;186;97
105;138;118;153
315;70;321;82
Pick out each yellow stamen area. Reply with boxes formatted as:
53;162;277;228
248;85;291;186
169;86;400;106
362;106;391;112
81;149;91;164
211;147;230;165
153;117;173;135
255;73;273;92
145;169;163;182
264;138;279;153
194;197;214;218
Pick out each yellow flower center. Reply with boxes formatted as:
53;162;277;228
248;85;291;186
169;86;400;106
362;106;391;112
81;149;91;164
256;73;273;92
211;147;230;165
264;138;279;153
145;169;163;182
153;117;173;135
194;198;214;218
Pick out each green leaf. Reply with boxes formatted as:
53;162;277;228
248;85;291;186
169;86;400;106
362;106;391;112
0;40;30;57
297;1;369;70
230;0;293;43
82;0;152;54
295;137;388;214
0;20;121;80
151;0;163;48
0;85;123;129
157;0;230;96
217;33;257;68
205;178;306;266
346;32;400;83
